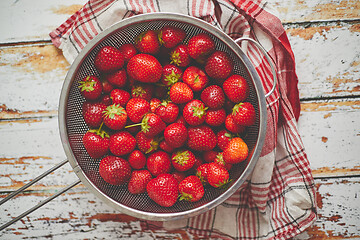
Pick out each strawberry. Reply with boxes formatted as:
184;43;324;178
128;170;152;194
99;156;131;185
196;163;209;184
232;102;256;126
126;97;150;123
159;25;186;48
139;113;166;138
136;131;159;154
171;149;196;172
146;173;179;207
205;50;233;81
217;129;234;151
172;171;187;184
175;115;187;126
95;46;124;73
182;66;209;92
187;33;215;61
223;137;248;164
106;68;127;88
206;162;230;188
155;101;179;123
214;152;232;170
146;151;172;176
131;83;154;101
161;64;183;87
225;114;246;134
203;150;219;163
150;98;162;112
128;150;147;169
183;99;208;126
187;125;217;151
179;175;204;202
170;44;191;67
159;140;175;153
223;74;249;103
100;94;112;106
164;123;188;148
127;54;162;83
205;108;226;127
110;88;131;107
101;80;114;94
169;82;193;104
109;131;136;156
82;128;109;159
78;75;102;100
135;30;160;54
200;85;225;109
103;104;127;130
82;101;106;128
119;43;137;63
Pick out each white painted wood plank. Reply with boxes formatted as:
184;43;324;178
0;0;86;43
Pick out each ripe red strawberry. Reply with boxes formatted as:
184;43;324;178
159;25;186;48
205;108;226;127
170;44;191;67
106;68;127;88
128;170;152;194
179;175;204;202
126;97;150;123
200;85;225;109
131;83;154;101
207;162;230;188
146;173;179;207
146;151;172;176
78;75;102;100
127;54;162;83
205;50;233;81
136;131;159;154
103;104;127;130
139;113;166;138
109;131;136;156
175;115;187;126
150;98;162;112
182;66;209;92
100;94;112;106
223;74;249;103
102;80;114;94
232;102;256;126
171;149;196;172
169;82;193;104
172;171;187;184
196;163;209;183
202;150;219;163
95;46;125;73
99;156;131;185
128;150;147;169
214;152;232;170
225;114;246;134
155;101;179;123
187;33;215;61
164;123;188;148
82;128;109;159
110;88;131;107
161;64;183;86
217;129;234;151
135;30;160;54
119;43;137;63
82;101;106;128
159;140;175;153
183;99;208;126
223;137;248;164
187;125;217;151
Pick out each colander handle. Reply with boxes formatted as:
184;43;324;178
0;159;81;231
234;37;277;98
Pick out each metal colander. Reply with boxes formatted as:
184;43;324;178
57;12;273;221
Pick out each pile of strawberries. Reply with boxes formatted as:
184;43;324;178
79;25;255;208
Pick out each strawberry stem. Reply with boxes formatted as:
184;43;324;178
125;123;142;128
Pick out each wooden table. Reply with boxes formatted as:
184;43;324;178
0;0;359;239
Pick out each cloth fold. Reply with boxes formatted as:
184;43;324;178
50;0;317;239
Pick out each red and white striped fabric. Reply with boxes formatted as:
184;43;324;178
50;0;317;239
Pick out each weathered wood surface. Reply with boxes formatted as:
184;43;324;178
0;0;359;239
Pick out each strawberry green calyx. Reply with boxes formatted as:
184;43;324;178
88;122;109;138
215;178;232;189
215;153;225;165
78;76;96;92
158;30;164;45
132;86;147;98
164;70;181;86
170;51;182;66
103;104;126;119
232;102;244;115
173;150;190;166
179;192;193;201
192;105;208;118
140;115;152;133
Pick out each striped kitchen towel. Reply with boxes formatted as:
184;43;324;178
50;0;317;239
